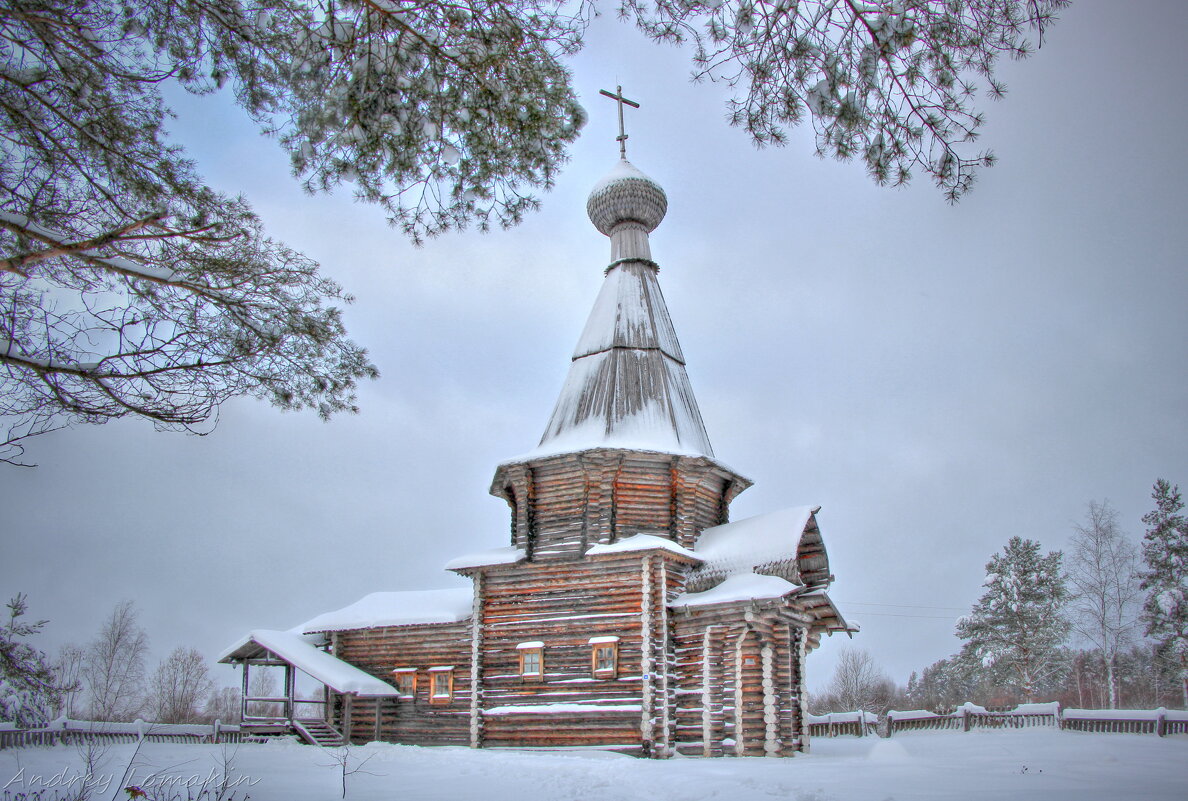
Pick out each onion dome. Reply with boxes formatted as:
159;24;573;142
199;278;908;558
587;160;668;236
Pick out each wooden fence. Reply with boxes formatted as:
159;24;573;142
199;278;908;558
805;711;878;738
809;704;1188;739
0;719;244;750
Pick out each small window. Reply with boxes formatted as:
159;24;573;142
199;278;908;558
392;669;416;697
428;667;454;703
590;636;619;678
517;641;544;678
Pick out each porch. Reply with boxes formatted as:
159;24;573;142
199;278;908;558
219;629;400;746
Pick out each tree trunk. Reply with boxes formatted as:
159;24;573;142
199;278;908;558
1106;655;1117;710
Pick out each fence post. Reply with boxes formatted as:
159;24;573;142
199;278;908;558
1156;708;1166;738
962;708;971;733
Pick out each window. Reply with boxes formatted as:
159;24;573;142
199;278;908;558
428;667;454;703
392;668;416;697
589;636;619;678
516;641;544;678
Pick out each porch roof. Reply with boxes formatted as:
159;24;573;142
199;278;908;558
218;629;400;697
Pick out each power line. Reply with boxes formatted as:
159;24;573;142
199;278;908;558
837;599;967;612
845;611;958;620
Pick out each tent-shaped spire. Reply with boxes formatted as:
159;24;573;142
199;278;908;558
534;160;714;459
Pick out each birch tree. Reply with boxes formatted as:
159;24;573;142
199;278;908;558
148;647;215;724
53;644;85;718
956;536;1068;702
819;647;896;713
1066;500;1141;709
82;600;148;721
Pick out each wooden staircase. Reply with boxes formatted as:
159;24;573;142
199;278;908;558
293;718;346;747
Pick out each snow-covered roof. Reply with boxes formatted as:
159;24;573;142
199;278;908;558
444;546;526;572
671;573;799;608
530;260;714;460
586;533;702;562
298;589;473;633
218;630;399;697
686;505;829;592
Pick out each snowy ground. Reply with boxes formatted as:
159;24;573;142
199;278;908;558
2;730;1185;801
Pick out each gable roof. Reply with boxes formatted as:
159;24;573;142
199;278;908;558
218;630;400;697
686;505;830;593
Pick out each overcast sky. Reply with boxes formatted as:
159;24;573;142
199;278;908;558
2;0;1185;696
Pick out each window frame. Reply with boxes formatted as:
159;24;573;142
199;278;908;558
427;666;454;703
391;668;416;698
516;641;544;679
589;636;620;678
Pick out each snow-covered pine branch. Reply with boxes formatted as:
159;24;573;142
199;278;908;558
1;0;379;465
619;0;1068;201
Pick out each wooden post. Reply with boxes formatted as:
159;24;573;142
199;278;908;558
640;554;654;755
284;663;294;722
343;695;353;745
469;571;484;749
241;662;250;722
1156;709;1167;737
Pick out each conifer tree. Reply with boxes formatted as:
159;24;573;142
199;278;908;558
956;536;1068;702
0;594;59;727
1139;479;1188;707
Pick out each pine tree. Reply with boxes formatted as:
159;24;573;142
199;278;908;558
1139;479;1188;708
956;536;1069;702
0;594;59;727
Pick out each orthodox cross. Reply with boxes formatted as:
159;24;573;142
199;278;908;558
599;85;640;159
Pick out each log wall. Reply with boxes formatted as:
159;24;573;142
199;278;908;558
490;449;751;560
474;550;692;754
332;621;471;746
670;606;809;757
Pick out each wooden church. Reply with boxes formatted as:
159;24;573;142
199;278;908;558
222;122;852;757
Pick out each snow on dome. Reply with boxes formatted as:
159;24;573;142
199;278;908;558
298;589;473;633
587;159;667;235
